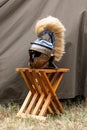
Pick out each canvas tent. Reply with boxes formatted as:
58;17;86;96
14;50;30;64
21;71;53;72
0;0;87;103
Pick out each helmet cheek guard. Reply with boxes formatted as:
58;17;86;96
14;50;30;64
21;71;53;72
28;30;56;69
29;51;49;68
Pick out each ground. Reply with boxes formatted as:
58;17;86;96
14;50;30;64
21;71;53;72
0;97;87;130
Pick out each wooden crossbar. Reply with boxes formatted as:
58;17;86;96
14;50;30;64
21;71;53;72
16;68;69;119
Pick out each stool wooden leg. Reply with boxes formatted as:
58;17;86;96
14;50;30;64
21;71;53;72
53;72;64;92
39;94;52;116
20;70;35;94
50;101;59;114
26;93;38;114
32;94;44;115
41;72;64;113
17;91;32;116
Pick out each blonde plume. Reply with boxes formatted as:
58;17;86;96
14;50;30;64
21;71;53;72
35;16;65;61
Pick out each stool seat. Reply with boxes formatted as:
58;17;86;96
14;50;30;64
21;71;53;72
16;68;69;119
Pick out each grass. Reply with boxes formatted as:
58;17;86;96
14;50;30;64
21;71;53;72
0;97;87;130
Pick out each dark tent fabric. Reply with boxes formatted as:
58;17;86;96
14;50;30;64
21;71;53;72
0;0;87;103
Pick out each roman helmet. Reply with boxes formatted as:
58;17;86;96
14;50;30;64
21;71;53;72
28;16;65;69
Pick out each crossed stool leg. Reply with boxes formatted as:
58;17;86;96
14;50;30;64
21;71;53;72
16;68;69;119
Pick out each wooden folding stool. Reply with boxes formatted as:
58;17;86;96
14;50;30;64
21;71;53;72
16;68;69;119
